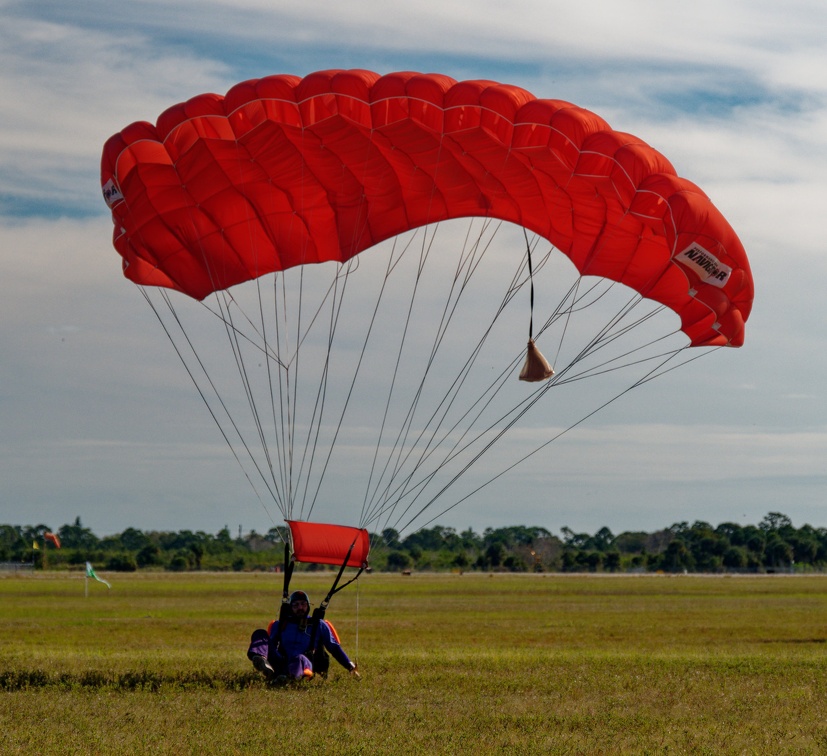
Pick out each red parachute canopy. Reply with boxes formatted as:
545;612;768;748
287;520;370;568
101;69;752;348
44;532;61;549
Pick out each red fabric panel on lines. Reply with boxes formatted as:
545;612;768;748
287;520;370;567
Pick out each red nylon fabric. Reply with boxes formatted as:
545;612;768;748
101;69;752;347
287;520;370;567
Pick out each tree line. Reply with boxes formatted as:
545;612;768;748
2;512;825;573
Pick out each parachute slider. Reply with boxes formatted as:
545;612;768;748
519;339;554;382
287;520;370;568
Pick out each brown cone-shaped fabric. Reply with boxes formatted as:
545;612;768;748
519;339;554;382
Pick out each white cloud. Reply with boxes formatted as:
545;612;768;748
0;13;232;208
1;0;826;536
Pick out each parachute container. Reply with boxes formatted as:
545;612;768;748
287;520;370;568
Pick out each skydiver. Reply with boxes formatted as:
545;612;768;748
247;590;361;683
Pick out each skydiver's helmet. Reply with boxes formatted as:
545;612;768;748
289;590;310;621
289;590;310;606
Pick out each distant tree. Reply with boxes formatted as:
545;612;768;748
715;522;745;546
453;551;470;570
614;531;649;553
502;554;527;572
460;528;482;550
585;551;603;572
106;553;137;572
264;526;288;545
485;542;505;568
723;546;748;570
119;527;149;551
58;517;99;549
604;551;621;572
764;534;793;568
168;554;189;571
661;540;694;572
215;527;233;552
0;525;24;560
189;542;204;570
760;512;793;533
561;527;591;549
591;527;615;552
382;528;401;548
386;551;412;572
136;544;163;567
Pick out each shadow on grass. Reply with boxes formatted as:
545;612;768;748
0;669;272;692
753;638;826;644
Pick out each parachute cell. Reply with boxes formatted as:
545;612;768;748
101;69;752;348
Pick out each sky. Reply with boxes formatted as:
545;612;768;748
2;0;826;541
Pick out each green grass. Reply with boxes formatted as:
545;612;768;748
2;571;826;754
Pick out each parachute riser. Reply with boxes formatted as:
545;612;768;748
281;535;367;657
278;540;296;625
278;532;366;611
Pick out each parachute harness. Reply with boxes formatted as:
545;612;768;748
272;528;367;669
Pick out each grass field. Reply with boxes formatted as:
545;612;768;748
1;570;826;754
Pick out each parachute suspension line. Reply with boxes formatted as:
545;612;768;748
296;261;355;522
400;342;695;535
139;288;280;527
541;287;680;386
359;220;520;529
356;224;466;527
630;341;722;388
264;274;290;514
259;260;362;522
285;265;304;518
382;354;560;531
143;153;287;520
405;306;692;530
228;134;291;514
167;291;281;516
359;223;458;526
366;230;551;531
364;241;697;534
195;287;286;513
357;141;531;532
361;223;548;531
521;267;682;389
216;291;285;511
293;119;390;522
300;236;417;523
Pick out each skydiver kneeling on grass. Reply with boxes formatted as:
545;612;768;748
247;590;361;683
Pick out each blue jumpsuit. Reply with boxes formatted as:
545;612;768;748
248;616;354;679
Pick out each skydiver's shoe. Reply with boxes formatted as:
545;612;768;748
252;655;275;680
302;668;314;680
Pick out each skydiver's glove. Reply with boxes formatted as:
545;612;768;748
349;662;362;680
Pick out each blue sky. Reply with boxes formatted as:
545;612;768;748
2;0;826;540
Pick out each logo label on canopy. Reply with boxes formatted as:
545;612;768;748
676;243;732;288
102;179;124;208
